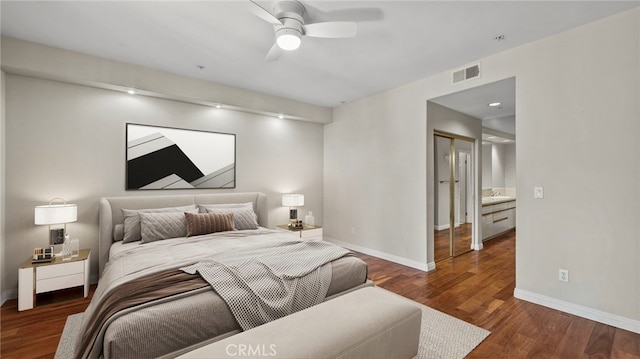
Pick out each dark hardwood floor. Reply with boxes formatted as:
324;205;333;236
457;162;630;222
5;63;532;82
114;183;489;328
363;230;640;358
434;222;473;261
1;286;95;359
2;230;638;358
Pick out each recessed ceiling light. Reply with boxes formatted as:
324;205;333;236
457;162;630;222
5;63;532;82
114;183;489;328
488;102;501;107
127;89;136;95
278;114;284;119
486;136;496;139
215;104;222;109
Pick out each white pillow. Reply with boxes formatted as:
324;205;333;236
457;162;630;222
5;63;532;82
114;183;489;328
122;204;197;243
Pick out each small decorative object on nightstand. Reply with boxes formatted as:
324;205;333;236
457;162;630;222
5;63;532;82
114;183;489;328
276;224;323;241
304;211;315;228
18;249;90;311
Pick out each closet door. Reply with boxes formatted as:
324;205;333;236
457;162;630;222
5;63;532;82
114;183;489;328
434;134;474;262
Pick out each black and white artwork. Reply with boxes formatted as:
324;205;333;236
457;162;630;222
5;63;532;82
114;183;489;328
126;123;236;190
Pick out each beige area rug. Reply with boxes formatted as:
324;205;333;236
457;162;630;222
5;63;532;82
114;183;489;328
55;312;83;359
385;290;491;359
55;293;490;359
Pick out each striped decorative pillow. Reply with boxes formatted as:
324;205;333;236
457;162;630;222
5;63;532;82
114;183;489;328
204;207;259;230
185;212;235;237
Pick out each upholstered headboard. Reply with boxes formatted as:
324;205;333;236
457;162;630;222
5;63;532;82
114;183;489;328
98;192;268;277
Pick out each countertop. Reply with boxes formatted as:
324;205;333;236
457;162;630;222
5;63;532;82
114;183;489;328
482;196;516;206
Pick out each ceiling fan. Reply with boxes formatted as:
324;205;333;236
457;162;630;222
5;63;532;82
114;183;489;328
249;0;358;61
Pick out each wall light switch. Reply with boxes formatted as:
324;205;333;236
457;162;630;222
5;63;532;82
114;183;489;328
534;187;544;199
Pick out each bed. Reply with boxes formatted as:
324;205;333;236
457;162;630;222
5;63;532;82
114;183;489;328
77;192;369;359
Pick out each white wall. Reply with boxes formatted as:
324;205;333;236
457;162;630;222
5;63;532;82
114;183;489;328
491;144;506;188
482;143;492;189
323;82;429;270
0;70;6;305
2;54;327;294
503;143;516;189
482;142;516;193
325;8;639;329
1;37;331;125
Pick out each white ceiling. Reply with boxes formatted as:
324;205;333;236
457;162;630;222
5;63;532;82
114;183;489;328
430;77;516;136
1;1;638;108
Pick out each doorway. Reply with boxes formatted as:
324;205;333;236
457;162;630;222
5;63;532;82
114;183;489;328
434;132;475;262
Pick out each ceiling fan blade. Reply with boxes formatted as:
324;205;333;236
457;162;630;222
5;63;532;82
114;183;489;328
265;43;282;62
303;22;357;38
249;0;282;26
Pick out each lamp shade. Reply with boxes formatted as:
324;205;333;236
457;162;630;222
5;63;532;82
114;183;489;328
34;204;77;225
282;194;304;207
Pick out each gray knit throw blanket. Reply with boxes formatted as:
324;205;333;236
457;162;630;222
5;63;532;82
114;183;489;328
181;240;351;330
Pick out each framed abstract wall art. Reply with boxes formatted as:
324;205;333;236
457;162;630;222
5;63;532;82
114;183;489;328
126;123;236;190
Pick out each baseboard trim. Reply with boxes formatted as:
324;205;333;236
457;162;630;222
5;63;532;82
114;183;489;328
514;288;640;334
324;237;434;272
1;289;17;306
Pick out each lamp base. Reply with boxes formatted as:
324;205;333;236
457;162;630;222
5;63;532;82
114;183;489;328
49;228;65;245
289;208;298;220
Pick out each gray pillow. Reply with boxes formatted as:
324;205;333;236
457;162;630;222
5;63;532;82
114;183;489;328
198;202;254;213
122;204;197;243
205;206;259;230
113;224;125;242
139;210;198;243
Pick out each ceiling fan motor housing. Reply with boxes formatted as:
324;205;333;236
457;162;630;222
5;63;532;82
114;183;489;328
273;0;305;34
251;0;358;59
272;1;305;50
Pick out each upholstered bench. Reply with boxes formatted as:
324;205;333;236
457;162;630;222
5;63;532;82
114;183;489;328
177;287;422;359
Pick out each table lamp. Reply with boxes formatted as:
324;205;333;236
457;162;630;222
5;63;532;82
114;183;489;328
35;198;77;245
282;194;304;227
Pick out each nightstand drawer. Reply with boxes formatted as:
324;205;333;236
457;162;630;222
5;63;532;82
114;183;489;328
300;227;323;240
36;260;83;279
36;273;84;294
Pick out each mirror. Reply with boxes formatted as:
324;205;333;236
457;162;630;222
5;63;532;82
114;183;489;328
434;134;474;262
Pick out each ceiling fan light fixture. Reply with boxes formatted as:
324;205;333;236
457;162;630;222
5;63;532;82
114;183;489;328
276;28;301;50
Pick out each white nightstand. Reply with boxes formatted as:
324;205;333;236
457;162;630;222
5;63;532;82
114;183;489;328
276;224;323;241
18;249;91;311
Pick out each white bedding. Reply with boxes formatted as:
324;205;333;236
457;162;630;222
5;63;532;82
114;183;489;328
107;227;278;258
81;225;368;359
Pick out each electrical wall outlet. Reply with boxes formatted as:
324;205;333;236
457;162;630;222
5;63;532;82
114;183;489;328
559;269;569;282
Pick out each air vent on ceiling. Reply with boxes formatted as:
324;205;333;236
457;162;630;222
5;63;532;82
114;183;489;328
452;64;481;84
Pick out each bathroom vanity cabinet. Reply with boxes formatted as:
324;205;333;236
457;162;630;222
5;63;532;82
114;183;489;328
482;199;516;240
